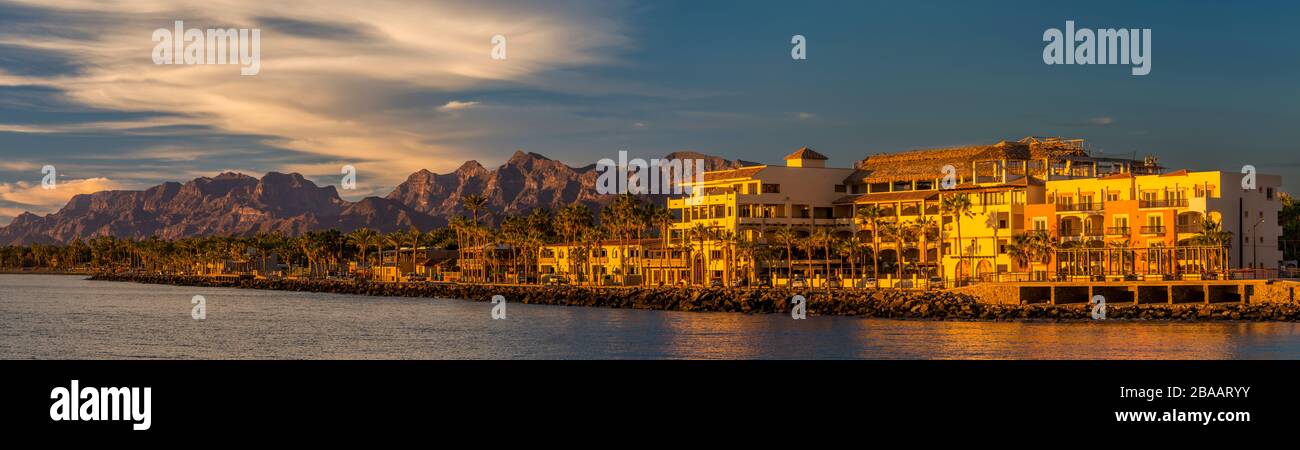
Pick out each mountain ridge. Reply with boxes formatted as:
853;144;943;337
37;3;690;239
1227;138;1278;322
0;151;753;244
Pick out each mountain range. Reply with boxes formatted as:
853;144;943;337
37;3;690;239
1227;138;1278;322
0;151;753;245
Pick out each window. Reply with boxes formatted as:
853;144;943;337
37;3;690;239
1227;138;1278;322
1107;191;1119;202
834;184;846;193
762;184;780;194
1032;218;1047;231
1267;187;1275;200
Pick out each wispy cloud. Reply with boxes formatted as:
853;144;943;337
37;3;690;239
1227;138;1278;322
0;0;632;211
0;177;125;223
438;100;480;112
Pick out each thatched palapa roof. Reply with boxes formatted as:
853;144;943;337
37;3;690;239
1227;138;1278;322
848;137;1098;184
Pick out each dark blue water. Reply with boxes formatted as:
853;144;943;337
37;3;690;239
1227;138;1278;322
3;274;1300;359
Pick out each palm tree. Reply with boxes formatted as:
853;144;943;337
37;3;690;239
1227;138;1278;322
462;194;488;225
899;220;922;280
856;204;886;279
577;226;607;285
724;230;744;285
812;227;836;289
734;236;760;286
940;194;974;281
914;216;938;278
1106;237;1132;277
448;215;473;281
835;238;853;286
348;228;379;278
407;227;425;278
601;194;644;284
1006;232;1035;274
649;206;675;284
797;233;817;284
772;227;798;285
556;204;593;278
383;231;404;281
1191;218;1231;275
1193;218;1231;246
688;223;713;285
877;220;902;283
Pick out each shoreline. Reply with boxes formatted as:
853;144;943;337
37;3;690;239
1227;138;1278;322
81;272;1300;322
0;270;92;275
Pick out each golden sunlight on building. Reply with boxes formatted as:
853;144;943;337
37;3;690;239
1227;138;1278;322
534;137;1284;288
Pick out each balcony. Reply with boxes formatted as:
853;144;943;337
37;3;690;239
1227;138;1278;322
1139;199;1188;208
1140;225;1165;234
1106;226;1130;235
1176;224;1201;234
1055;202;1102;212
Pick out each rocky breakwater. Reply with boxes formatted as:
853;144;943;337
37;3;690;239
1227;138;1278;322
88;273;1300;321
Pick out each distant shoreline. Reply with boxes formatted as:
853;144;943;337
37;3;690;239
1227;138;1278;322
0;270;91;275
80;272;1300;322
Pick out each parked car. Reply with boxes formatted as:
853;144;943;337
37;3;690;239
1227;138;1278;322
709;277;724;287
863;277;877;288
541;274;569;285
827;277;841;289
927;277;944;290
789;275;806;288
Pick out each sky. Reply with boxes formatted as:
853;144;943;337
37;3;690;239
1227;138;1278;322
0;0;1297;224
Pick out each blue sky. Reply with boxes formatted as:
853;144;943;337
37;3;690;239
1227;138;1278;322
1;0;1297;224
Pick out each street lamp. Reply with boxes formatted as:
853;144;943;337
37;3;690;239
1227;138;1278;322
1251;217;1265;278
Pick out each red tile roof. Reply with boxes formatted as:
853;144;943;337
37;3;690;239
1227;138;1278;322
784;147;829;160
701;166;766;182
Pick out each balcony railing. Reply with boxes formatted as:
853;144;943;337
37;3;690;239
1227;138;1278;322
1140;225;1165;234
1056;202;1102;212
1176;224;1201;233
1139;199;1188;208
1106;226;1130;235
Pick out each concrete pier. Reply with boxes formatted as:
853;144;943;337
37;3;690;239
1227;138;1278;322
1019;280;1270;306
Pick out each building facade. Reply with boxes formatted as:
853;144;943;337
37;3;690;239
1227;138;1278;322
529;137;1284;287
662;138;1283;286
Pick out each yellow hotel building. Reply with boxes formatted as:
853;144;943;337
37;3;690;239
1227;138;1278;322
655;137;1283;286
532;137;1282;287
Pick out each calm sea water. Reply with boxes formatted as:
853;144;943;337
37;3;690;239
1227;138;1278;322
3;274;1300;359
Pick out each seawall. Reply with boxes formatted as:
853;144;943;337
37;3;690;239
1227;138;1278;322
85;273;1300;321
